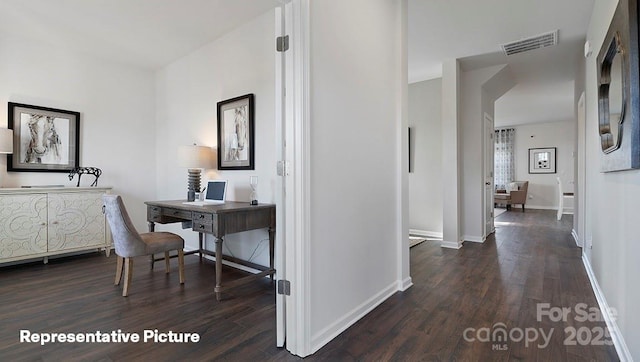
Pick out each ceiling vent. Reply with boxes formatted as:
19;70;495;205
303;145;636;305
501;30;558;56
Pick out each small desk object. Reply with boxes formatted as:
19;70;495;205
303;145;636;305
145;200;275;300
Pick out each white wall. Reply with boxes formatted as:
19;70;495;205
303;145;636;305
511;120;576;209
574;46;587;243
154;10;276;266
0;33;156;231
408;78;442;236
460;65;514;241
308;0;404;352
441;59;462;247
584;0;639;358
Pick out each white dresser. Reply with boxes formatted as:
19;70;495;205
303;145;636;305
0;187;112;264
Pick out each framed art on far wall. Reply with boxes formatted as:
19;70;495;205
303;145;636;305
7;102;80;172
528;147;556;174
217;94;255;170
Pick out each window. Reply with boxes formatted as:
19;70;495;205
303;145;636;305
494;128;515;190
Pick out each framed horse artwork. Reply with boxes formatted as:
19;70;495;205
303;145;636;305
217;94;255;170
7;102;80;172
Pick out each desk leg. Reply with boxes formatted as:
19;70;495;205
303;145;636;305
268;227;275;281
148;221;156;269
214;237;223;301
199;232;204;262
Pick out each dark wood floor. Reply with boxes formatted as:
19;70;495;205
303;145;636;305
0;210;618;361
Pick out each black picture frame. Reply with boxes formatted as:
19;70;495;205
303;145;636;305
217;94;255;170
528;147;557;174
7;102;80;172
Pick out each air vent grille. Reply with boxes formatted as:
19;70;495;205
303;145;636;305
501;30;558;56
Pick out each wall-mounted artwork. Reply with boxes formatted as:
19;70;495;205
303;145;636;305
528;147;556;174
7;102;80;172
597;0;640;172
217;94;255;170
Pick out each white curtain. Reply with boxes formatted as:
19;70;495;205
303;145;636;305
494;128;515;190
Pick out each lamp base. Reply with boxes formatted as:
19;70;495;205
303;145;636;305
187;190;196;202
187;168;202;201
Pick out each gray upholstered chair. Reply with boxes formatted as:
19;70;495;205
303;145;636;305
494;181;529;212
103;195;185;297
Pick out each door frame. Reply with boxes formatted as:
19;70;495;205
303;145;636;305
483;113;495;238
279;0;311;356
274;4;286;348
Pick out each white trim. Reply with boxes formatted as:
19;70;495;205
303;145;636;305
582;254;632;361
483;113;495;241
286;0;311;357
409;228;443;239
571;229;580;247
441;240;462;249
310;281;399;354
525;205;574;213
397;277;413;291
463;235;486;243
395;0;412;301
274;4;286;348
524;205;557;210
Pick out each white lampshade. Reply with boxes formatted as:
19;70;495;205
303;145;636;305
0;129;13;154
178;144;214;169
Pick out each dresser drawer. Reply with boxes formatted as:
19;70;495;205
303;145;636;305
192;221;213;233
148;205;162;215
148;213;164;223
162;208;192;220
147;206;191;223
193;212;213;225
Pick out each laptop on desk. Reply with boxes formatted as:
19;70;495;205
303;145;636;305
183;180;227;206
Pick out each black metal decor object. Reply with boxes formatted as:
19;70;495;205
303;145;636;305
68;167;102;187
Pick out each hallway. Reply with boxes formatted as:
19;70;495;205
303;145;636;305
313;210;618;360
0;210;619;360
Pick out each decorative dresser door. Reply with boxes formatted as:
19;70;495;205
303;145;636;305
47;192;106;252
0;194;48;259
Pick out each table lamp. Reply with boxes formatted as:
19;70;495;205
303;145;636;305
0;128;13;188
178;144;214;201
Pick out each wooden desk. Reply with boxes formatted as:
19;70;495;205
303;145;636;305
144;200;275;300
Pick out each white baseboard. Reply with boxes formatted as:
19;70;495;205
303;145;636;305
409;229;443;239
440;240;462;249
571;229;581;247
397;277;413;291
582;254;632;361
526;205;574;214
463;235;485;243
311;281;399;354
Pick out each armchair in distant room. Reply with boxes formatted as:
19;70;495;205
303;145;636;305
494;181;529;212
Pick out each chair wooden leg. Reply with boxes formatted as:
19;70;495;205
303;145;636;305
122;257;133;297
114;255;124;285
178;249;185;284
165;251;171;274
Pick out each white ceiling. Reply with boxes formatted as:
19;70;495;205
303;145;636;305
0;0;595;127
0;0;279;70
409;0;596;127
